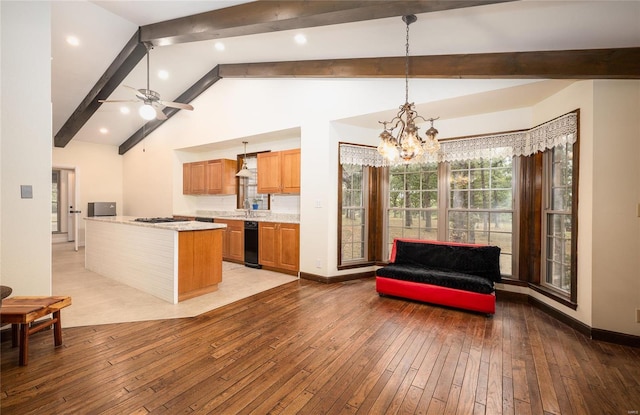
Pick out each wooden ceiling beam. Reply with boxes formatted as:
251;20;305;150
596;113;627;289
54;31;148;148
140;0;514;46
218;47;640;79
118;66;222;155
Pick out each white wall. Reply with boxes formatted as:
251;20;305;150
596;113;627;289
0;1;52;295
52;140;124;246
591;81;640;336
531;80;640;336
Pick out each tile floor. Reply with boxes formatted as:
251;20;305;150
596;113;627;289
52;242;299;328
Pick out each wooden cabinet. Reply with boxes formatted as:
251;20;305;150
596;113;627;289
183;159;237;195
215;219;244;263
280;149;301;193
206;159;237;194
259;222;299;273
183;161;207;194
178;229;223;301
257;149;300;194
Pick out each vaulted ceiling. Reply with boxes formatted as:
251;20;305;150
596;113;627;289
51;1;640;154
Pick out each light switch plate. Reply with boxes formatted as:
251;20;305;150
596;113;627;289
637;203;640;217
636;309;640;323
20;185;33;199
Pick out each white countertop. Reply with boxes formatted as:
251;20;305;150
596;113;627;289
85;216;227;231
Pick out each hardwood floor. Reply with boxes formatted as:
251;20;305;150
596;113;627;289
2;278;639;414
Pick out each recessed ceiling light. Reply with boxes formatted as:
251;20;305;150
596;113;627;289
66;36;80;46
214;42;225;51
120;106;130;115
99;128;108;134
294;34;307;45
158;70;169;80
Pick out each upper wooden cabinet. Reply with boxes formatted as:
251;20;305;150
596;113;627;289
206;159;237;195
183;161;207;194
183;159;237;195
257;149;300;194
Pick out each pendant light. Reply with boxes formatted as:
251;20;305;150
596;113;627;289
377;15;440;163
236;141;251;178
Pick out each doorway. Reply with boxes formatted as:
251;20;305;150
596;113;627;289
52;167;79;251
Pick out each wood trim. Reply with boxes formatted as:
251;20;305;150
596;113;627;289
529;283;577;310
140;1;511;46
591;328;640;348
527;295;590;337
54;31;147;148
518;152;543;283
570;109;580;303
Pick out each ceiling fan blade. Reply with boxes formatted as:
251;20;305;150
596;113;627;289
154;105;168;120
159;100;194;111
123;85;146;99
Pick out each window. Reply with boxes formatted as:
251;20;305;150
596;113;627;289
387;162;439;254
447;156;514;275
340;164;368;263
542;142;574;294
52;170;61;233
338;111;578;305
237;154;269;210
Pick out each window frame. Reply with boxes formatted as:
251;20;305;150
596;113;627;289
339;163;369;266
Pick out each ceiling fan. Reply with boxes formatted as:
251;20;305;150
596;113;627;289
98;48;194;121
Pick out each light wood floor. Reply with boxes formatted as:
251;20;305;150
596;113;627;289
2;277;639;414
51;242;298;327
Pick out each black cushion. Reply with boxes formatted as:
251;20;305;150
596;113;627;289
393;240;502;282
376;264;495;294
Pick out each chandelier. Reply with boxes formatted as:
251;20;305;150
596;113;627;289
378;14;440;163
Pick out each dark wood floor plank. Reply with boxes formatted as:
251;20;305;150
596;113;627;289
2;278;639;415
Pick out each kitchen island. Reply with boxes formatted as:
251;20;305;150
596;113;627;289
85;216;226;304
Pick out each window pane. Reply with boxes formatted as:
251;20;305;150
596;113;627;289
491;189;513;209
446;156;515;276
340;164;368;264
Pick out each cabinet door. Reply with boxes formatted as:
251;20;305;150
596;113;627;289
189;161;207;194
206;160;223;194
227;221;245;262
281;149;300;194
178;230;222;296
258;222;278;267
257;152;281;194
183;163;192;194
205;159;237;195
278;223;300;271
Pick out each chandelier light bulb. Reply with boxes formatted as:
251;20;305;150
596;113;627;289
139;104;156;120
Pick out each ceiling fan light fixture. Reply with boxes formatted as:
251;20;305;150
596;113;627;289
139;104;156;120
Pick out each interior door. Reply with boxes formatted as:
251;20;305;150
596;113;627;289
67;170;79;251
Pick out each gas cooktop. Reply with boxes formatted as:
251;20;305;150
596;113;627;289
134;217;186;224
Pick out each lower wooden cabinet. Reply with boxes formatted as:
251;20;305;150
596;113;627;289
215;219;244;263
177;229;223;301
258;222;299;273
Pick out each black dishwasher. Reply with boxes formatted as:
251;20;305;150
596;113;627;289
244;221;261;268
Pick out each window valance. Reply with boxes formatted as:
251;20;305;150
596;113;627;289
340;112;577;166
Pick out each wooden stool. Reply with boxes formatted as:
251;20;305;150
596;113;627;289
0;296;72;366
